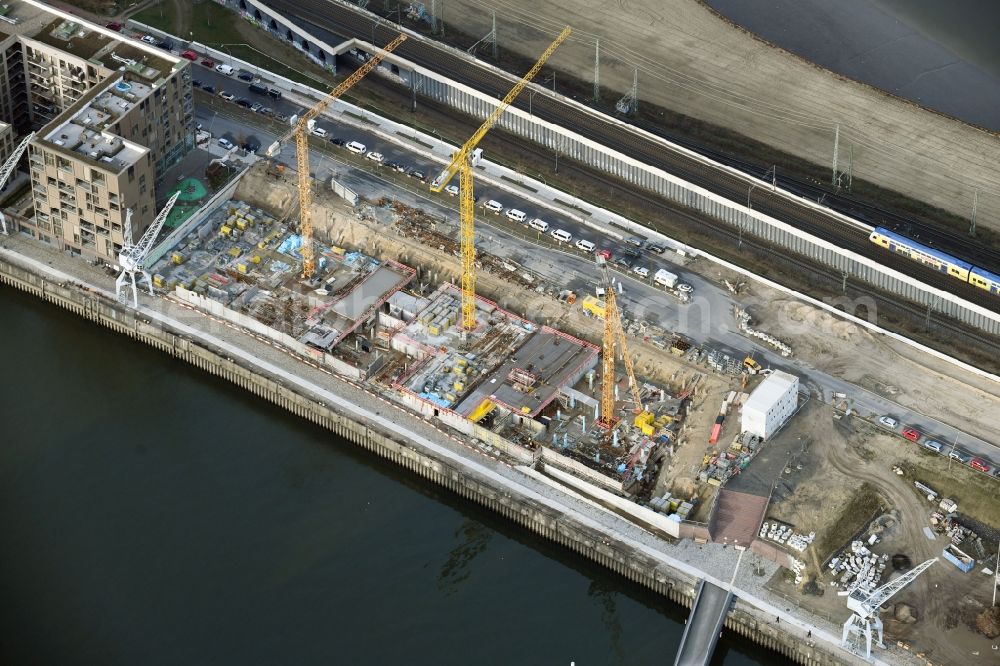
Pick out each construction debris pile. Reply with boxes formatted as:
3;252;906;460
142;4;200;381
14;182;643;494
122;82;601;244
700;431;763;485
828;541;889;594
388;200;538;288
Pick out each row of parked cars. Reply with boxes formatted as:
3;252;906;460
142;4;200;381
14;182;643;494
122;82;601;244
877;415;995;474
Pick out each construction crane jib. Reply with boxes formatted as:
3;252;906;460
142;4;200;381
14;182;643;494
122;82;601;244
0;132;34;235
597;258;643;429
430;26;571;330
294;33;406;279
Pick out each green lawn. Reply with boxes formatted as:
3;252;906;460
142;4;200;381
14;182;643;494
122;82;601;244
131;1;328;88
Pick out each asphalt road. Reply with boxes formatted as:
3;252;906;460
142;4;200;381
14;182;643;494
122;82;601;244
189;59;1000;475
255;0;1000;312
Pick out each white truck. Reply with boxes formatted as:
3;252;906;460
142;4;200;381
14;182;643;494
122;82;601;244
654;268;678;289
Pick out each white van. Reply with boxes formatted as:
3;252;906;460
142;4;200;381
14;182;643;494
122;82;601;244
506;208;526;223
215;64;235;76
310;127;328;139
527;217;549;232
345;141;366;155
575;239;596;253
484;200;503;214
550;228;572;243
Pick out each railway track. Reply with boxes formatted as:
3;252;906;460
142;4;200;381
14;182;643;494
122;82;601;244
261;0;1000;315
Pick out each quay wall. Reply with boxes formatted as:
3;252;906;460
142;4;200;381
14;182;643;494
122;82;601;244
0;254;854;666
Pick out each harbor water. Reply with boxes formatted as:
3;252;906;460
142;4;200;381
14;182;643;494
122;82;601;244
0;286;780;664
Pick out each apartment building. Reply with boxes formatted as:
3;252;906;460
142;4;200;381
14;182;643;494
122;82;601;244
0;0;193;262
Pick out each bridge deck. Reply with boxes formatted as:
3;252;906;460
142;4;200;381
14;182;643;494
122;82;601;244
674;580;733;666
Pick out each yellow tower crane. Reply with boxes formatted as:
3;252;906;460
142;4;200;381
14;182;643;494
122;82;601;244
429;26;571;330
596;257;643;429
281;33;406;279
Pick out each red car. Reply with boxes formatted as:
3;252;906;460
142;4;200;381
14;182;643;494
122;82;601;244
901;427;920;442
970;458;990;473
181;50;198;61
200;58;215;68
596;248;612;261
105;21;122;31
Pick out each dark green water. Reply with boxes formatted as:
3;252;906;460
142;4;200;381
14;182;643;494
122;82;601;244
0;286;779;665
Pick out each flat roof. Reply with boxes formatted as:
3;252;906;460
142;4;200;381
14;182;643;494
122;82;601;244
33;16;114;61
39;75;150;172
744;370;798;413
455;327;598;418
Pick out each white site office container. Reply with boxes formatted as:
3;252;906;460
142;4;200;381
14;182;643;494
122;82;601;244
741;370;799;440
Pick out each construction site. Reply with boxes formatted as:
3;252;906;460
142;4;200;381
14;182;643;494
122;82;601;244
99;20;1000;666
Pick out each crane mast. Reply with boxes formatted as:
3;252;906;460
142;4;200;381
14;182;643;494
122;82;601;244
430;26;571;330
597;259;643;428
292;33;406;279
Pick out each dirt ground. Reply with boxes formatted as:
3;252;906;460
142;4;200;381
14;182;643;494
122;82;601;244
734;278;1000;447
443;0;1000;231
763;403;999;664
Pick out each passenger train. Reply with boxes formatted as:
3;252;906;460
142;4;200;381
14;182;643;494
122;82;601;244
869;227;1000;296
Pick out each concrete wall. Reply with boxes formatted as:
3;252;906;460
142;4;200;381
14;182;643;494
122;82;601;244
0;253;862;666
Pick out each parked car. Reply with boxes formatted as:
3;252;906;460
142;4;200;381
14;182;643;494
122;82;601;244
575;239;596;253
241;137;261;152
922;439;944;453
192;80;204;89
202;84;215;94
365;151;385;164
386;161;406;173
250;102;264;113
632;265;650;278
949;450;971;464
901;427;920;442
877;416;898;429
235;98;252;109
215;64;235;76
258;107;273;116
596;248;613;261
444;184;459;196
156;40;174;51
310;126;328;138
105;21;122;31
647;243;667;254
140;35;158;45
201;58;216;68
624;235;646;248
274;113;288;123
218;138;234;150
970;458;990;473
345;141;366;155
267;88;283;100
408;169;426;182
219;91;235;101
237;70;256;82
330;137;347;147
677;282;694;293
180;50;198;61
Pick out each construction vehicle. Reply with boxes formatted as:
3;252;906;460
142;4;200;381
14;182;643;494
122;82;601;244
841;557;936;659
115;191;181;307
429;26;571;330
595;255;643;429
743;355;762;375
0;132;34;234
269;33;406;280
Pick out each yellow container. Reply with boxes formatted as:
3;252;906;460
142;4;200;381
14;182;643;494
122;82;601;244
453;381;465;392
236;219;248;231
237;263;248;274
227;247;242;258
250;254;262;264
220;225;232;236
170;252;183;265
152;274;165;288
